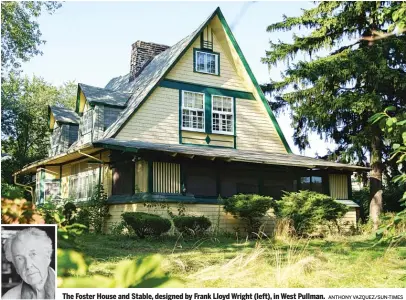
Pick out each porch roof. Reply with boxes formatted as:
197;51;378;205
94;138;370;171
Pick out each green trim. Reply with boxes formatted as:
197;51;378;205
181;142;232;149
107;193;224;205
39;169;45;205
178;90;182;144
93;143;139;153
233;97;236;149
159;79;255;100
59;165;62;193
205;93;211;134
216;9;292;153
112;8;220;138
75;85;81;114
148;161;153;193
193;48;220;76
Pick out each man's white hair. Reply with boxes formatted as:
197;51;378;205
4;227;53;263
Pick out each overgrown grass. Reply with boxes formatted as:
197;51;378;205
73;233;406;288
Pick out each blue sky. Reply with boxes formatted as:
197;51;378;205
21;1;337;156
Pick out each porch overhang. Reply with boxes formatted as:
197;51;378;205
94;138;370;172
13;143;103;176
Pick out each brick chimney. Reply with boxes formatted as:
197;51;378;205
129;41;170;82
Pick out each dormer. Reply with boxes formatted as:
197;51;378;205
75;83;131;144
48;106;80;156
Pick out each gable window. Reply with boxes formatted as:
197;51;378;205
182;91;205;132
212;95;233;134
195;50;219;75
82;110;93;135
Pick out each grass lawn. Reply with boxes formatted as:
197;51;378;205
74;233;406;288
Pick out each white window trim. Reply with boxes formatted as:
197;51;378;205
181;90;205;133
211;95;234;135
195;51;219;75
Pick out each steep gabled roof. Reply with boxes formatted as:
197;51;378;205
49;105;80;125
78;83;131;107
102;8;222;139
102;7;291;153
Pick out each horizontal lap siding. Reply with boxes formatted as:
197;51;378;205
166;35;248;91
106;203;275;235
116;87;178;143
236;100;286;153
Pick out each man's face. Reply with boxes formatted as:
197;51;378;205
11;236;51;286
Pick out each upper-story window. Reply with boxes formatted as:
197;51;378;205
82;110;93;135
195;50;219;75
182;91;205;132
212;95;233;135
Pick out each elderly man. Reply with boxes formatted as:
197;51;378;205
2;227;55;299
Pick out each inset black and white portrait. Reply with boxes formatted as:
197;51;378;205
1;225;56;299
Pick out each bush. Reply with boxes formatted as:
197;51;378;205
275;191;348;236
122;212;171;238
81;184;110;233
173;216;211;236
1;183;25;199
223;194;275;236
353;188;370;222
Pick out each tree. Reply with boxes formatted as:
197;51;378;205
1;1;61;75
1;75;76;184
263;1;406;229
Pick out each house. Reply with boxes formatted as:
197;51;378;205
14;7;367;233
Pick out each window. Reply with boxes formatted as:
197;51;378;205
153;162;181;194
195;50;219;75
182;91;205;132
69;162;98;200
82;110;93;135
212;95;233;134
300;176;323;193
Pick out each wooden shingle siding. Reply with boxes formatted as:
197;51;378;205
236;99;286;153
152;162;181;193
92;105;105;141
116;87;179;143
104;107;123;130
68;125;79;145
166;33;248;91
329;174;349;199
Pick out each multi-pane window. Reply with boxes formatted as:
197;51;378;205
195;51;219;75
82;110;93;135
182;91;205;131
212;95;233;134
69;162;98;200
300;176;323;193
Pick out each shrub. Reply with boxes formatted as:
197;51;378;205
173;216;211;236
275;191;348;236
122;212;171;238
86;184;110;233
63;201;77;225
223;194;275;237
1;183;25;199
353;188;370;222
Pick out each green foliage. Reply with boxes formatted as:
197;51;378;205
370;109;406;243
122;212;171;239
1;75;77;184
353;188;370;222
275;191;348;236
1;1;61;73
1;182;25;199
173;215;212;236
58;250;182;288
223;194;275;236
263;2;406;195
86;184;110;234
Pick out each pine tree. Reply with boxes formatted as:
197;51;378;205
263;2;406;229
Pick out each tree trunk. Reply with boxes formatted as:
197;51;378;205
369;132;383;230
